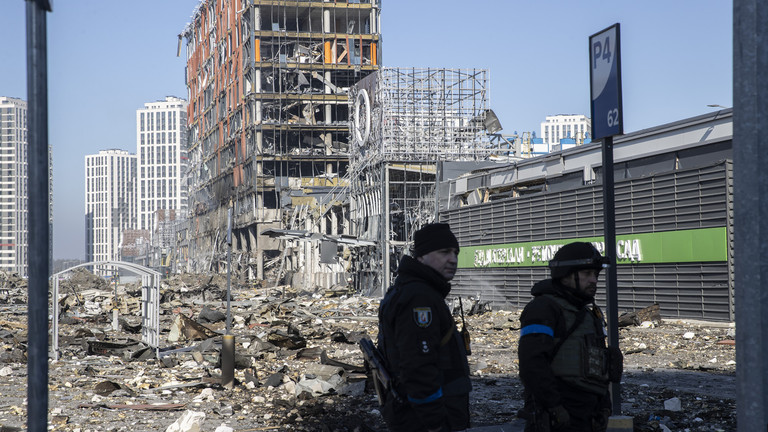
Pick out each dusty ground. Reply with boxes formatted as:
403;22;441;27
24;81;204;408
0;273;736;431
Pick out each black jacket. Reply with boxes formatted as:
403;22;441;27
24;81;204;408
518;279;608;409
377;255;471;430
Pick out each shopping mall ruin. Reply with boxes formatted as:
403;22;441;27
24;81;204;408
177;0;506;294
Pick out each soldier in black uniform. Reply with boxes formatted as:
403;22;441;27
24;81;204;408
518;242;622;432
377;223;472;432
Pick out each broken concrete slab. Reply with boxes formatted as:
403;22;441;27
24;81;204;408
198;305;226;324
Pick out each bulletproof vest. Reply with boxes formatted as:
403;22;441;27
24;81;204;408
544;294;610;395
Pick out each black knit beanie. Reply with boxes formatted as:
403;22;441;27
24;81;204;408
413;223;459;257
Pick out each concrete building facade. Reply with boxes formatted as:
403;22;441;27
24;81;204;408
84;149;137;274
180;0;381;284
537;114;591;154
135;96;189;235
0;97;29;277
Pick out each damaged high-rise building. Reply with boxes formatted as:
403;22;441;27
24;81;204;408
180;0;381;287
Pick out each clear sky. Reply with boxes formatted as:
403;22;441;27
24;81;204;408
0;1;732;260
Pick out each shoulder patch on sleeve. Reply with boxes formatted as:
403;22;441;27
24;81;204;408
413;307;432;328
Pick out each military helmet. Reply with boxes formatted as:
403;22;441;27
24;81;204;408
548;242;608;279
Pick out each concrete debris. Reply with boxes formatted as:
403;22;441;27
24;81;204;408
267;328;307;349
663;397;682;412
0;270;27;290
86;339;152;360
0;271;738;430
197;305;226;324
165;410;205;432
618;303;661;327
168;313;219;342
94;380;130;397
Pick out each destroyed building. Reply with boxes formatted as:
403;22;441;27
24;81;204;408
180;0;382;288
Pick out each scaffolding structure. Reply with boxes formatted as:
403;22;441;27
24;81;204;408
350;68;491;160
347;67;493;295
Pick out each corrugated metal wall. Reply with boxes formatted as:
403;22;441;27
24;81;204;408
446;161;734;321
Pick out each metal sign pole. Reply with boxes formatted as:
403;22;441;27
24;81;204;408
222;206;234;388
226;206;232;334
601;136;620;412
589;23;623;416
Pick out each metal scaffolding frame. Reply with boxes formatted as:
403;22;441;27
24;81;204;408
351;67;492;162
347;67;493;295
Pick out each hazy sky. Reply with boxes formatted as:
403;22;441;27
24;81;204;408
0;1;732;260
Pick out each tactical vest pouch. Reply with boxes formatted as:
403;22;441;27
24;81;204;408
584;341;609;381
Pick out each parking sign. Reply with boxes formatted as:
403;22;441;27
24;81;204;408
590;23;623;139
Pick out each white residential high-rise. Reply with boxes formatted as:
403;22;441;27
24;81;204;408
0;97;29;277
537;114;591;153
135;97;188;238
84;149;136;272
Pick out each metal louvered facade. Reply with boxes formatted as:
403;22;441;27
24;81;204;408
446;162;733;321
440;109;734;322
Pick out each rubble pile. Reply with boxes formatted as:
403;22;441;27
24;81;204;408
0;273;737;431
0;270;27;305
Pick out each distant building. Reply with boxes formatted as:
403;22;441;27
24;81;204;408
0;97;29;277
135;96;188;236
84;149;136;274
537;114;591;154
119;229;151;266
53;258;85;274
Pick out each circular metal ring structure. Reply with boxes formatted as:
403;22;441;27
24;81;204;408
353;88;371;146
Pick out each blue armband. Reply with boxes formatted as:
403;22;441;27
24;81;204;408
408;387;443;404
520;324;554;337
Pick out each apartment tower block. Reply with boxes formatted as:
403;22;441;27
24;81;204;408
84;149;137;272
0;97;29;277
136;96;189;235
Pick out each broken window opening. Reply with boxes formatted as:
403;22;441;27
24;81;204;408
261;189;279;209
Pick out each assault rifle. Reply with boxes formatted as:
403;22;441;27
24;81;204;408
359;337;401;406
